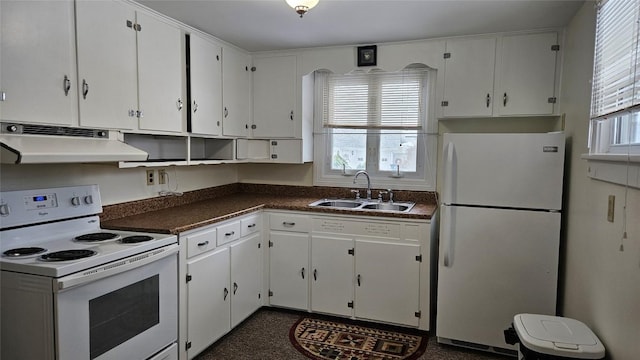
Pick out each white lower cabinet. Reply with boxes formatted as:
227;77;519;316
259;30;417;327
186;246;230;358
354;239;421;326
268;212;311;310
309;214;430;329
180;212;262;360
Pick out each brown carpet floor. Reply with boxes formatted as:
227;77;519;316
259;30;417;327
194;308;511;360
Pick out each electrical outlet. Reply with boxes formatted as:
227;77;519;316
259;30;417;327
158;169;166;185
146;170;155;186
607;195;615;222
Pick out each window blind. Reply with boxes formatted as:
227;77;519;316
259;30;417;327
591;0;640;118
323;69;428;129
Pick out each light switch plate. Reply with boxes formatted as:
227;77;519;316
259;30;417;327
607;195;615;222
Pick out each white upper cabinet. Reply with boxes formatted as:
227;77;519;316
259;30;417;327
188;34;222;136
493;32;559;116
76;1;183;133
222;45;252;137
1;0;77;126
75;0;138;130
136;12;184;133
252;54;297;138
441;37;497;118
441;31;559;118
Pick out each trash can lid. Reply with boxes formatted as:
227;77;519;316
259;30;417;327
513;314;605;359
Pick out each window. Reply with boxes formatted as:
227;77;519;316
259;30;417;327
313;67;437;191
589;0;640;156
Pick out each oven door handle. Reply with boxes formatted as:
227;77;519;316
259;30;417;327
54;244;179;292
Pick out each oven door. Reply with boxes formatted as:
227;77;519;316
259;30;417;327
55;245;178;360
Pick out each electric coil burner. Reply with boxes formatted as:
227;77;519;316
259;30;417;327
3;247;47;257
121;235;155;244
75;232;119;242
40;249;97;262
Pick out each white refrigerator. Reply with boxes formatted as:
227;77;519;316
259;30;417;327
436;132;565;354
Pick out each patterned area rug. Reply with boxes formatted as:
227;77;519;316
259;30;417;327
289;317;428;360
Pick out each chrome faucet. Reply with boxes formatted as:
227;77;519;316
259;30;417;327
353;170;372;200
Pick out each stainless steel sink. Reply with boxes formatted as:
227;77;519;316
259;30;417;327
308;199;415;213
309;199;363;208
360;203;412;212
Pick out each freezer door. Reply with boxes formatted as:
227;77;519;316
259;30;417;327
436;205;560;350
442;133;565;210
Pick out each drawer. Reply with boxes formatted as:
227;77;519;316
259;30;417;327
186;228;216;258
217;221;241;246
269;213;310;232
241;214;261;237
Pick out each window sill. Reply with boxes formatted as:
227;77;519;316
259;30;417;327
581;153;640;189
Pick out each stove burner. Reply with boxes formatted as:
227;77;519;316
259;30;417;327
3;247;47;257
75;232;119;242
40;249;97;261
121;235;155;244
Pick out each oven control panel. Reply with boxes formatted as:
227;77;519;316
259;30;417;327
0;185;102;229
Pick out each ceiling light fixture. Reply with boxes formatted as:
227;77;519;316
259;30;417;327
285;0;319;18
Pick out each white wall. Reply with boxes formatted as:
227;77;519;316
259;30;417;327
0;163;238;205
236;162;313;186
560;3;640;359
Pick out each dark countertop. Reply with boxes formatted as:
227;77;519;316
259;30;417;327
101;190;437;235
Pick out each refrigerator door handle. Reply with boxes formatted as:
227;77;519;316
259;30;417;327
443;142;455;203
442;205;453;267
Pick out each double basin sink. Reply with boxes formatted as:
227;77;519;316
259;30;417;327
308;198;415;213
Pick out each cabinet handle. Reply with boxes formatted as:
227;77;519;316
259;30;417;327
224;107;229;118
225;231;235;237
193;100;198;113
82;79;89;99
63;75;71;96
177;98;183;111
301;267;305;279
197;240;209;247
247;224;256;228
289;110;294;120
503;92;508;107
223;287;229;300
282;221;295;227
233;282;238;295
357;274;361;287
313;269;317;281
485;93;490;108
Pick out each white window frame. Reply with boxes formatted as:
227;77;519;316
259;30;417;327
313;68;438;192
585;0;640;189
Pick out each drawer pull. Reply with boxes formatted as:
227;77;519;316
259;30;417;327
225;231;235;237
197;241;209;247
283;221;296;227
247;224;256;228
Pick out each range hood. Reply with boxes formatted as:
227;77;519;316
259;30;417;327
0;123;148;164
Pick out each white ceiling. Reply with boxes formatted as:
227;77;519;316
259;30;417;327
137;0;586;52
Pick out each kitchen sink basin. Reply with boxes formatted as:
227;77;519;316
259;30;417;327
308;199;415;213
308;199;363;208
360;203;412;212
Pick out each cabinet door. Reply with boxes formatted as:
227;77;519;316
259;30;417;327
311;235;353;317
76;0;138;130
1;0;76;126
494;32;558;116
230;233;262;328
189;34;222;136
355;239;421;326
136;12;184;133
187;247;230;359
269;139;303;163
268;231;309;310
252;55;297;138
442;37;496;117
222;46;252;137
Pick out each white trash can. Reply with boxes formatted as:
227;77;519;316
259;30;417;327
505;314;605;360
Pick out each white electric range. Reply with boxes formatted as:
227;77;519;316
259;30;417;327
0;185;179;360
